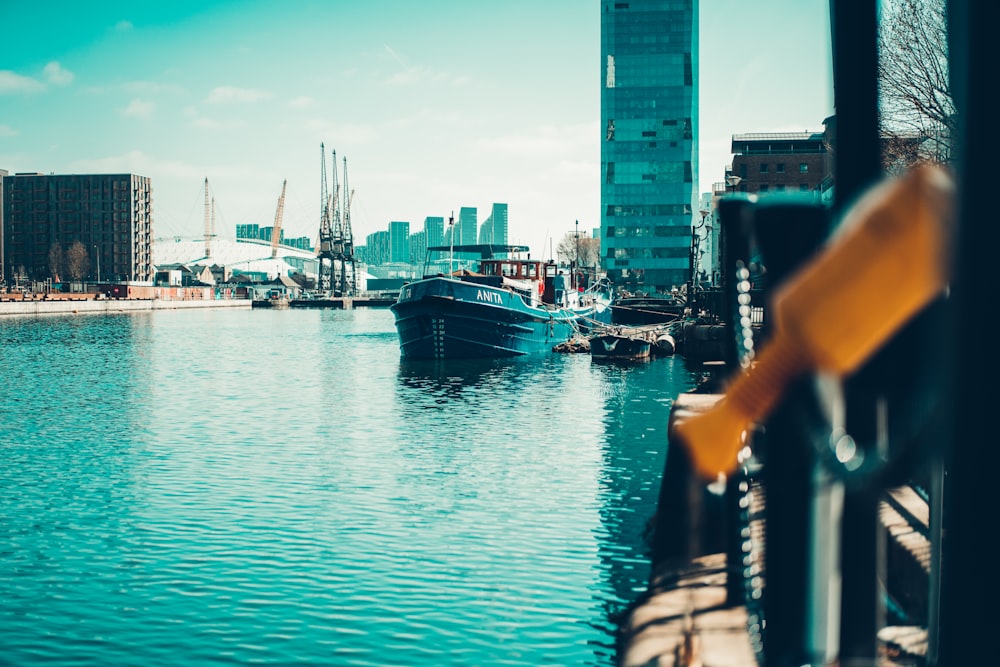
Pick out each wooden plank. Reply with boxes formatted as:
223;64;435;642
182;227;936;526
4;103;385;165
619;554;757;667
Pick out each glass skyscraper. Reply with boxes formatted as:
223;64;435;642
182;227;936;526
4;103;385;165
600;0;699;292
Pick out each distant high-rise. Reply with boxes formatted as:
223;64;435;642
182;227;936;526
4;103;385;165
457;207;477;246
388;220;410;263
364;230;390;265
479;203;508;246
424;216;444;249
600;0;699;291
1;172;154;283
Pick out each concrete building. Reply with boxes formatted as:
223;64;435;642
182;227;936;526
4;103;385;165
1;172;154;284
600;0;699;293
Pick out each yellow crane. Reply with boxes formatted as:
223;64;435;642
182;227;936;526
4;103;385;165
271;179;287;259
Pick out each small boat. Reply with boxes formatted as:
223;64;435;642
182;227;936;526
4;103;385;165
611;293;686;324
588;322;679;361
590;329;653;360
390;244;613;359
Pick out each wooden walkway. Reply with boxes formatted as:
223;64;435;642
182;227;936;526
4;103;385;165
616;393;933;667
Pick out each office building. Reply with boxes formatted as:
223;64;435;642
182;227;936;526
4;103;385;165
600;0;699;292
1;172;154;284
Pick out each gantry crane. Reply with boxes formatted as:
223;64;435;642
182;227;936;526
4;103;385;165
315;145;356;296
317;143;336;293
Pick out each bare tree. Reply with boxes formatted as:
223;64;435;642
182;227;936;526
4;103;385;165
555;233;600;269
878;0;954;169
48;242;63;282
65;241;90;281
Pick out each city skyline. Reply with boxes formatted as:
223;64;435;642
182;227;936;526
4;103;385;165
1;1;833;257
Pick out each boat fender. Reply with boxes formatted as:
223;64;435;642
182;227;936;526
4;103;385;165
538;280;544;295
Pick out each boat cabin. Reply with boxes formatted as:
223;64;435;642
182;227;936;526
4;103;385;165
422;244;580;306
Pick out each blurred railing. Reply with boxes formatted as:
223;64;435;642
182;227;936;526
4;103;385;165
646;2;994;665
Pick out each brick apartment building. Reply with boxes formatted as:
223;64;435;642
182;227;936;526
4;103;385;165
1;172;154;285
726;125;833;196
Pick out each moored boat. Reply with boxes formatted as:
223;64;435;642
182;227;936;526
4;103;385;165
588;321;679;361
390;244;613;359
589;330;653;360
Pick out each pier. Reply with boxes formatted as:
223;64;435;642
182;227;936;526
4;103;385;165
288;296;396;309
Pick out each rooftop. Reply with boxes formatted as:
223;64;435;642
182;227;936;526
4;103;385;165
732;131;825;142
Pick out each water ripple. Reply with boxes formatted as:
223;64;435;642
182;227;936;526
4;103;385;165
1;308;700;666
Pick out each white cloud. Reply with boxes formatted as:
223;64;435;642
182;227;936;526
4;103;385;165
192;117;225;129
476;122;596;158
116;20;133;31
288;96;316;108
385;66;432;85
122;80;186;95
381;43;465;87
0;124;18;137
123;98;154;118
43;61;74;86
0;70;44;94
205;86;271;104
69;150;201;181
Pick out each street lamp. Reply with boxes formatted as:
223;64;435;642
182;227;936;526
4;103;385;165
574;219;580;272
726;175;743;193
93;245;100;284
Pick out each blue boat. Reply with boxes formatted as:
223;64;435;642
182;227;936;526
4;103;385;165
390;244;613;359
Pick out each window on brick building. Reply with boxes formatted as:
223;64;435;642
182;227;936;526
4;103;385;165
799;163;809;173
760;163;768;173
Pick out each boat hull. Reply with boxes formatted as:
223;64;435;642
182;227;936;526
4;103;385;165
590;334;653;360
391;277;609;359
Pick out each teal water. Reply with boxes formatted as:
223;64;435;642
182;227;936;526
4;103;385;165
0;308;704;667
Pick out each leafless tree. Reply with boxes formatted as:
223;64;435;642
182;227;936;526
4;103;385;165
48;242;63;282
555;233;600;269
878;0;954;170
65;241;90;281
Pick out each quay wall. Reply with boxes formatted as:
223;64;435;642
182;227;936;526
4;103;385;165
0;298;251;317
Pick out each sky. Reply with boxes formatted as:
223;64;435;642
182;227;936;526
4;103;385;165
0;0;833;257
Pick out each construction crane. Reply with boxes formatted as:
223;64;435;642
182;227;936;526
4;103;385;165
271;179;287;259
203;177;212;259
